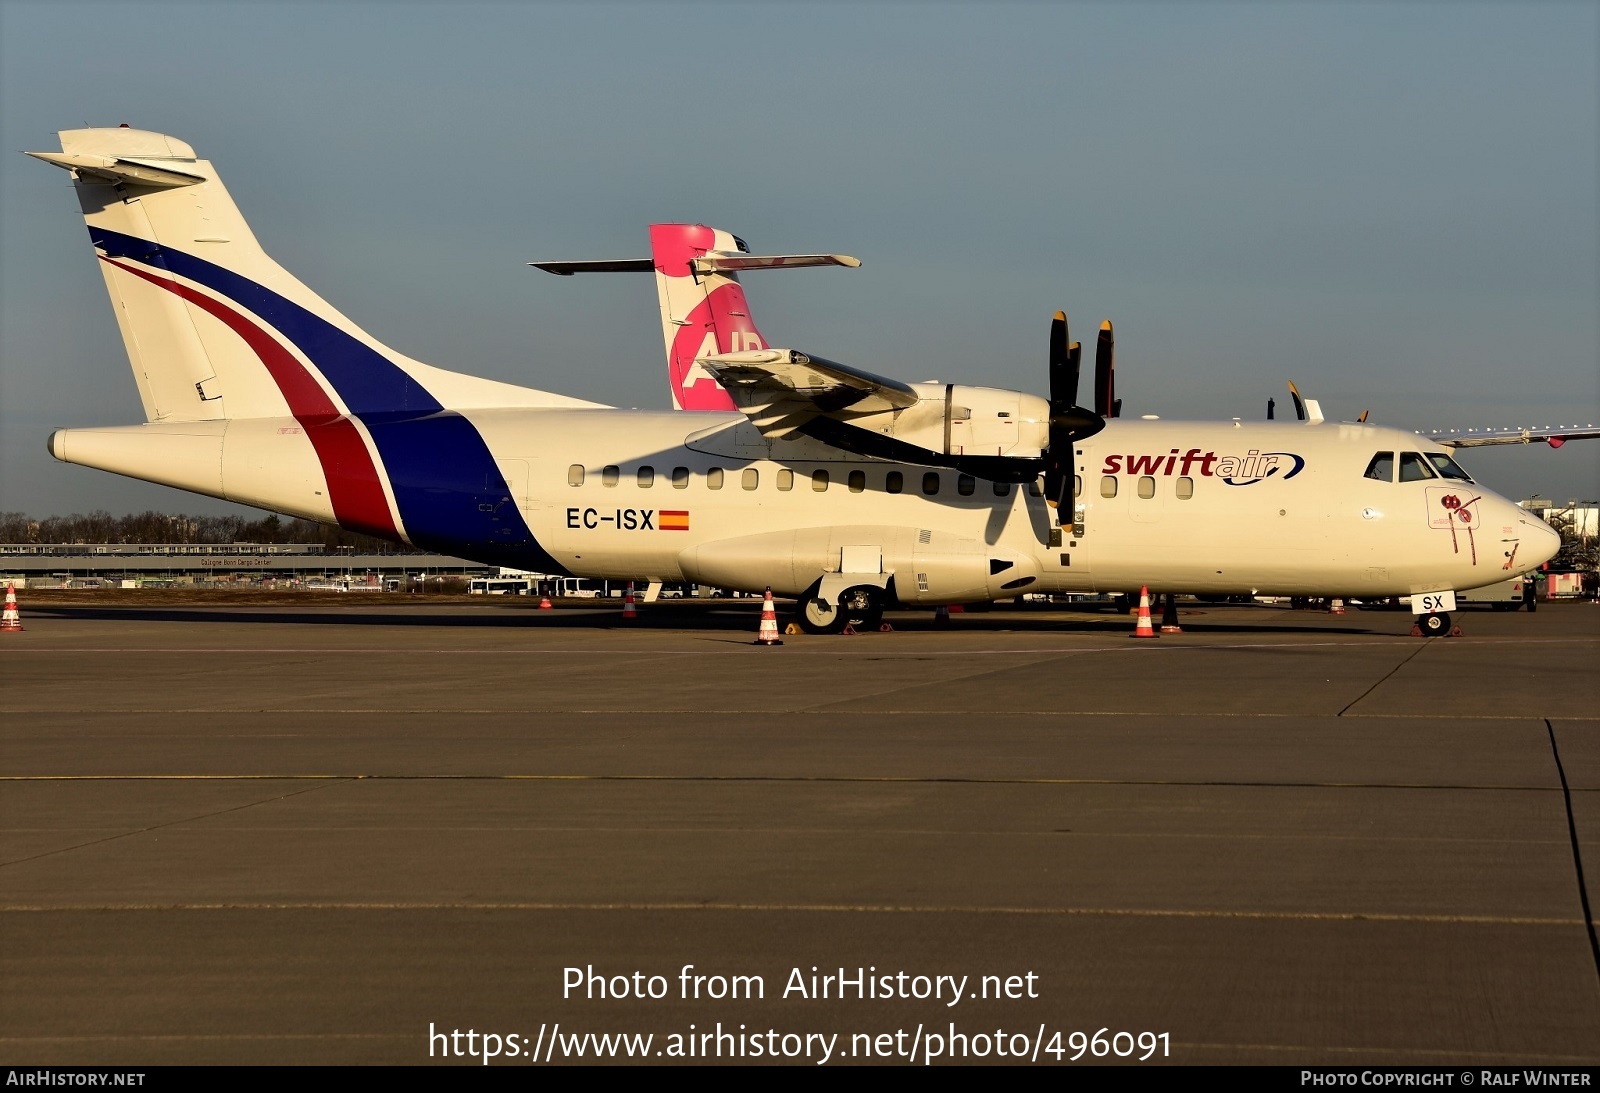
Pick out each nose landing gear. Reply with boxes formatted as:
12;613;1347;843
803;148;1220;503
1412;611;1463;638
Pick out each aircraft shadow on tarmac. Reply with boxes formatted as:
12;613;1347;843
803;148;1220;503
26;600;1391;636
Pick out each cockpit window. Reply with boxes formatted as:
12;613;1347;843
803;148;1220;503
1363;452;1395;482
1424;452;1473;482
1398;452;1437;482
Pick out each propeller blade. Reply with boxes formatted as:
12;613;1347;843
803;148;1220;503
1093;320;1116;417
1358;409;1370;423
1267;397;1276;420
1043;311;1105;518
1047;312;1109;439
1287;380;1306;421
1048;311;1086;412
1049;310;1069;376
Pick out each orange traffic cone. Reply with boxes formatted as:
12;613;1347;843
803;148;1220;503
1131;586;1158;638
1;581;22;632
621;583;638;621
539;593;553;609
754;587;783;646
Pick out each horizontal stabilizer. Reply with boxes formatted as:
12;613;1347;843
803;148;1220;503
692;253;860;272
529;259;655;275
26;151;204;189
530;254;859;275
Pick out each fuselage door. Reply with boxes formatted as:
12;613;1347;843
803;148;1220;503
1045;447;1093;589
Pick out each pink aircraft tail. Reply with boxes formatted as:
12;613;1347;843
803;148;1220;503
651;224;756;411
532;225;858;411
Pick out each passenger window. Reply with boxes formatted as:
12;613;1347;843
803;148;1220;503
776;469;794;491
742;468;760;490
1138;476;1155;499
957;474;975;496
1072;475;1081;498
602;465;619;487
1100;476;1118;498
637;466;654;488
922;472;940;495
706;468;724;490
812;470;830;492
1425;452;1473;481
994;481;1011;497
1176;476;1194;500
671;467;689;488
848;470;865;493
568;464;584;487
1363;452;1395;482
886;472;903;494
1398;452;1436;482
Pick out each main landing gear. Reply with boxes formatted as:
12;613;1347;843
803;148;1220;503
796;585;885;635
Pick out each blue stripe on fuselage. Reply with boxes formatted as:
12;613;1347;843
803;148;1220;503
90;228;566;573
93;227;439;417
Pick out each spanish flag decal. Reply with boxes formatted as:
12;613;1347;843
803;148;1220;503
660;510;690;531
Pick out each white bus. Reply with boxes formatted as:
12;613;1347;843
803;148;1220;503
468;577;533;595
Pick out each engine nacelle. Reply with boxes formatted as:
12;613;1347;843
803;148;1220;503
843;384;1047;461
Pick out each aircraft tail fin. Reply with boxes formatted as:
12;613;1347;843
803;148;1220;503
30;127;594;425
651;224;765;411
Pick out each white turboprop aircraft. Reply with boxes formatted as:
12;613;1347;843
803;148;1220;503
32;128;1575;636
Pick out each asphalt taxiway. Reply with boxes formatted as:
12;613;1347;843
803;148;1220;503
2;597;1597;1065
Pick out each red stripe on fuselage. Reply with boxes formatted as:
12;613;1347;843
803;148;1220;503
102;256;399;539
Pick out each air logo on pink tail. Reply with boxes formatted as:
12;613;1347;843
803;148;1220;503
669;287;760;411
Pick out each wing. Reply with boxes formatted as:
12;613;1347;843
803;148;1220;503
697;348;920;438
1420;423;1600;449
696;348;1048;482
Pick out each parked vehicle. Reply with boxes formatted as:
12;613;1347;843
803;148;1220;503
1456;576;1535;611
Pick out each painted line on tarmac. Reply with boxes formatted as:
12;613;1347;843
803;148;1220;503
6;708;1596;719
3;825;1557;845
0;900;1587;927
0;773;1576;791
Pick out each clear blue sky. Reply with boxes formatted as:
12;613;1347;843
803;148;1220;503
2;1;1596;517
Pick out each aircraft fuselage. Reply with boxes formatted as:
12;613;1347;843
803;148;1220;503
52;409;1553;602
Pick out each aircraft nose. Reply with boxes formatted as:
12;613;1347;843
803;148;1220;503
1522;511;1563;567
